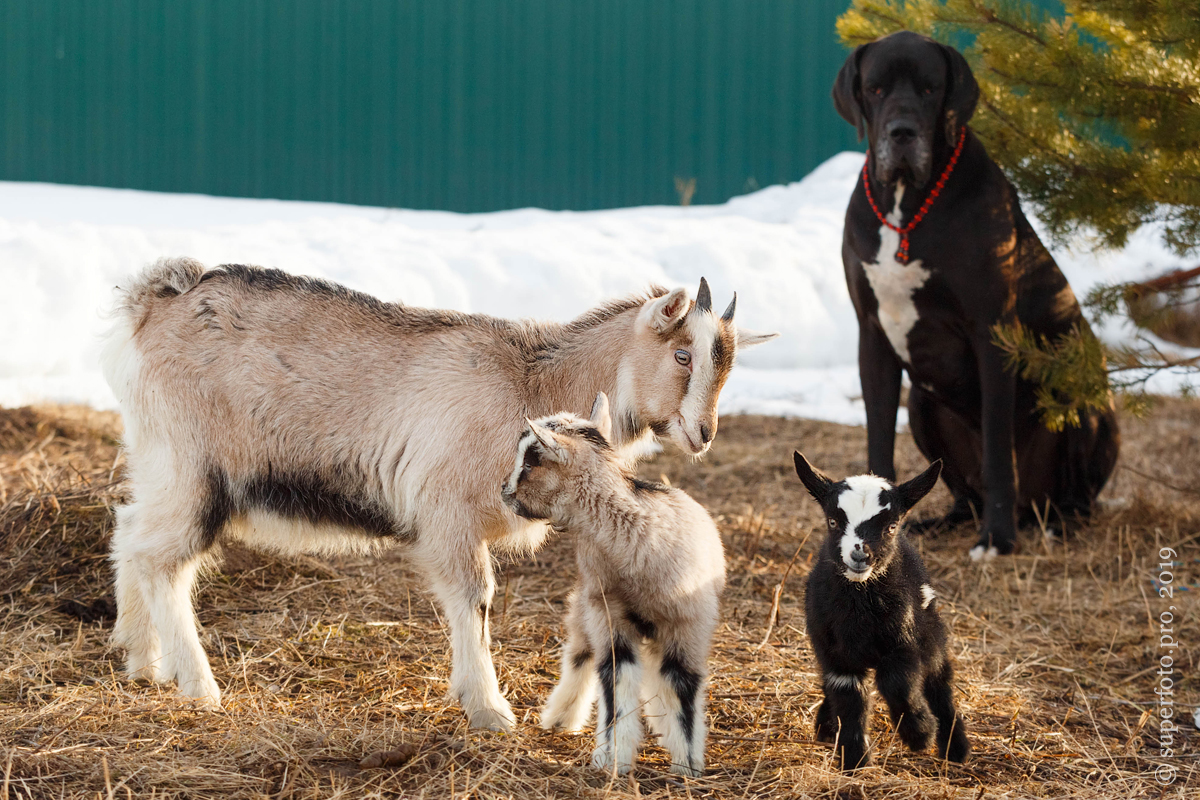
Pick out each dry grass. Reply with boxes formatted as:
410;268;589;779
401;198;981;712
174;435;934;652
1;401;1197;799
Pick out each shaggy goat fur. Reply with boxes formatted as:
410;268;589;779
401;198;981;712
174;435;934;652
100;257;774;729
793;452;970;770
501;394;726;776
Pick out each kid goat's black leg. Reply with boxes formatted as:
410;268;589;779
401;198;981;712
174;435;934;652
822;673;871;770
875;658;936;753
924;660;971;762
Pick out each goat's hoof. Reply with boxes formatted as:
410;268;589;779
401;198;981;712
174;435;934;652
467;705;516;732
943;731;971;763
539;715;586;734
178;677;221;709
839;754;871;771
669;761;703;778
124;664;161;683
590;747;631;775
539;698;589;732
836;743;871;771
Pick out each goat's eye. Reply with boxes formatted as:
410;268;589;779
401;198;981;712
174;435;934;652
827;518;837;529
675;349;692;367
888;523;899;533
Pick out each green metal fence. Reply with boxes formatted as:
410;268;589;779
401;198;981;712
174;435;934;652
0;1;859;212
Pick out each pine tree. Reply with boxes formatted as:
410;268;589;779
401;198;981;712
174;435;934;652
838;0;1199;427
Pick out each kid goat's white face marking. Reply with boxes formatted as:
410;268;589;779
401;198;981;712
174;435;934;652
921;584;936;609
504;432;539;499
836;475;892;582
862;182;931;364
677;310;721;454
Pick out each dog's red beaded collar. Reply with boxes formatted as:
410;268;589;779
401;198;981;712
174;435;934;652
862;128;966;264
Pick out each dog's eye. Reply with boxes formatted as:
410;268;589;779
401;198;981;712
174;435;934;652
675;350;692;367
922;87;933;95
871;86;883;96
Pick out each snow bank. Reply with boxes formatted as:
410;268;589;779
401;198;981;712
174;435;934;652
0;152;1192;422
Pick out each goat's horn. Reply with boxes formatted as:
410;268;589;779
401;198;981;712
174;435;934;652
694;277;712;314
721;292;737;322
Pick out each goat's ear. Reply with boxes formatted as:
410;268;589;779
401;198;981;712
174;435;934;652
833;44;869;141
939;43;978;143
793;451;835;504
737;328;780;349
525;419;567;462
590;392;613;441
898;460;942;513
639;287;690;334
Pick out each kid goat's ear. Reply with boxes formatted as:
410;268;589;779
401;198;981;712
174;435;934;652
525;419;567;462
590;392;613;441
793;451;835;504
898;459;943;513
639;287;690;334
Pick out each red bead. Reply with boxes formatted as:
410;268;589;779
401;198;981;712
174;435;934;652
860;129;964;263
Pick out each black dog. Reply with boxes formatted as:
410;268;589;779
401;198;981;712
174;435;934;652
833;31;1119;558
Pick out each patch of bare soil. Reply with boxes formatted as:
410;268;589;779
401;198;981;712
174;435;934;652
0;400;1195;798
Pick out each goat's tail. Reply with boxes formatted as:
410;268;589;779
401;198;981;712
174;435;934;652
102;257;206;406
112;256;207;322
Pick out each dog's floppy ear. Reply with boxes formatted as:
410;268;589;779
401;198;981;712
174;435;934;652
939;43;979;143
832;44;869;141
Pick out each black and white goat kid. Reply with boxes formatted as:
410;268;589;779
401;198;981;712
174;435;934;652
794;452;970;770
502;393;725;777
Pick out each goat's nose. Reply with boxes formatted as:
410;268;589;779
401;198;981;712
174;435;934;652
887;120;918;144
851;544;870;563
699;423;713;444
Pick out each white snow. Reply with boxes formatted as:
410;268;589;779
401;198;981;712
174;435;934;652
0;152;1194;422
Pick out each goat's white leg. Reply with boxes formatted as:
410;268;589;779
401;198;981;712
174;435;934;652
645;628;710;777
656;646;708;776
638;644;669;740
541;588;596;732
110;504;161;681
587;605;643;775
422;538;514;731
124;506;220;706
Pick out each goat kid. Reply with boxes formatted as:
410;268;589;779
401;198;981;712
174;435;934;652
501;394;725;777
794;453;970;770
102;258;774;729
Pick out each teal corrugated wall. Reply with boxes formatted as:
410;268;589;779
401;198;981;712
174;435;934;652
0;1;859;212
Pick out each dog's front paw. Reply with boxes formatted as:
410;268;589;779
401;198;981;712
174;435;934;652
970;527;1014;561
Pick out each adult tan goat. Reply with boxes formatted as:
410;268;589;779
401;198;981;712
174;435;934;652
101;257;775;729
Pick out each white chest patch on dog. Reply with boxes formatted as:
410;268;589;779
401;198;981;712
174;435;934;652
863;183;930;364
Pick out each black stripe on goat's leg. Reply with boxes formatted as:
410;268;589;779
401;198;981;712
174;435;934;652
571;648;593;671
660;648;703;775
924;661;971;762
626;610;657;641
823;673;871;770
596;634;637;739
875;660;935;753
661;650;701;747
